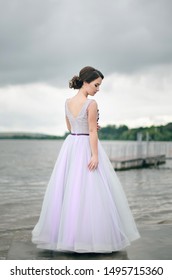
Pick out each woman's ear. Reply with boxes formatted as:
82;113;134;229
83;81;88;87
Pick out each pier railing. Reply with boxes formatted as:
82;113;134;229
101;140;172;170
110;154;166;171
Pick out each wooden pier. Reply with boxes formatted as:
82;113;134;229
110;154;166;171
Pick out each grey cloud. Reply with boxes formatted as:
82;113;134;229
0;0;172;86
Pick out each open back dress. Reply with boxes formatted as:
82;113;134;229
32;98;140;252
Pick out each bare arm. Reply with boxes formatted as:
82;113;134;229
65;116;71;131
87;101;98;171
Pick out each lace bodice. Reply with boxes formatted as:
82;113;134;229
65;98;95;134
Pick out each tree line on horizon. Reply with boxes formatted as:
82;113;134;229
0;122;172;141
63;122;172;141
97;122;172;141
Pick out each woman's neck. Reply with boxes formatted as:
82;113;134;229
77;88;88;98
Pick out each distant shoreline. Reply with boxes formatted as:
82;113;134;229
0;122;172;141
0;132;65;140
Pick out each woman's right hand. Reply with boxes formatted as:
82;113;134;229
88;155;99;171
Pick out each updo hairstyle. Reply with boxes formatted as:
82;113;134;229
69;66;104;89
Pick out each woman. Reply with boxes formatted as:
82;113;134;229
32;66;140;253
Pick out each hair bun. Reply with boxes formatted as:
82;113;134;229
69;75;83;89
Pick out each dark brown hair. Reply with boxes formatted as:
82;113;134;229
69;66;104;89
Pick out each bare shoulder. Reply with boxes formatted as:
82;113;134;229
87;99;98;112
65;97;71;103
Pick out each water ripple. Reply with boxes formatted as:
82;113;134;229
0;140;172;231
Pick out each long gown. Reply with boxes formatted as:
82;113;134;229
32;98;140;253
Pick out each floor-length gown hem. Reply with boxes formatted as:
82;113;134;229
32;98;140;253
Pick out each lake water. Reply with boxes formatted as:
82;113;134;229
0;139;172;235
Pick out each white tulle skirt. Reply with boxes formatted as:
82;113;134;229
32;135;140;252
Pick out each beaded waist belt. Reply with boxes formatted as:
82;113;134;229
71;133;89;136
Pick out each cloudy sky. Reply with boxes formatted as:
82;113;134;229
0;0;172;135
